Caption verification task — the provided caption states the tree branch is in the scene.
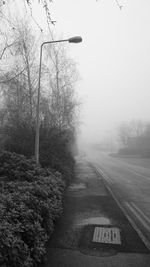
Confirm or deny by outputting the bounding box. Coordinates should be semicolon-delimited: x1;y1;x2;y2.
0;41;15;60
114;0;123;10
0;67;27;84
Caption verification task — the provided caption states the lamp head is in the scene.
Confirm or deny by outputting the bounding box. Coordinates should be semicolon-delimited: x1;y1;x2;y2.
68;36;82;43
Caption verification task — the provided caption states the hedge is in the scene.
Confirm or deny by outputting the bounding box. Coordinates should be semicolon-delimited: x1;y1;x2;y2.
0;151;65;267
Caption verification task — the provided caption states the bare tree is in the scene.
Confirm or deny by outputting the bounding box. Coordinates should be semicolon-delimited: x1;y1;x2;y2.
42;42;80;132
130;120;146;137
13;22;38;120
118;122;132;147
118;120;146;147
0;19;44;135
0;0;54;63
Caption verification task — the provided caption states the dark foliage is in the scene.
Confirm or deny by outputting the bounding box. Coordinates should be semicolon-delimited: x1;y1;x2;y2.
2;125;75;184
3;123;35;158
39;127;75;184
0;150;55;182
0;151;65;267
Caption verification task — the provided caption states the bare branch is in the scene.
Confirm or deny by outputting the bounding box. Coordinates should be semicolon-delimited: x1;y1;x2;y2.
114;0;123;10
0;68;27;84
0;10;16;29
27;1;43;32
0;41;15;60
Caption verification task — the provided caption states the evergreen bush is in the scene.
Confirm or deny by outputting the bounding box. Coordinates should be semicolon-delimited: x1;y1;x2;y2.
0;151;65;267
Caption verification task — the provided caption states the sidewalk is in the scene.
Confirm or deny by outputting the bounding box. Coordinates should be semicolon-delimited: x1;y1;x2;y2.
40;156;150;267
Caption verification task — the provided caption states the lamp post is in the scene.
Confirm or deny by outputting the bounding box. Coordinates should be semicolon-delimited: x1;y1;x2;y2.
35;36;82;165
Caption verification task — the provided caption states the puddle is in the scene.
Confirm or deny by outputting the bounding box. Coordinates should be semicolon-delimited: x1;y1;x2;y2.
68;183;86;190
77;216;111;226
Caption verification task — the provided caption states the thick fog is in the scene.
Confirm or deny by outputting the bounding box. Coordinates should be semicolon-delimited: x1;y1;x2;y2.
52;0;150;145
43;1;150;147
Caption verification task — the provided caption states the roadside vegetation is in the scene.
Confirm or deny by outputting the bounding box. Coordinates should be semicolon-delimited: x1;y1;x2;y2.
0;2;80;266
0;151;65;266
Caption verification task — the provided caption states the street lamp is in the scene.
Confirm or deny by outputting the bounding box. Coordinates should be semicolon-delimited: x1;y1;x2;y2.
35;36;82;165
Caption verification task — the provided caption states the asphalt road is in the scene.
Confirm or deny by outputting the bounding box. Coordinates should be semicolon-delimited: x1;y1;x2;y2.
86;148;150;250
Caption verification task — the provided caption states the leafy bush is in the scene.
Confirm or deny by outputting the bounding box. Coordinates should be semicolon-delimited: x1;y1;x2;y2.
2;125;76;185
0;151;65;267
0;150;55;182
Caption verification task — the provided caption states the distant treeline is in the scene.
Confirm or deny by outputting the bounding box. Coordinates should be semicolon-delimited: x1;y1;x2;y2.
118;120;150;157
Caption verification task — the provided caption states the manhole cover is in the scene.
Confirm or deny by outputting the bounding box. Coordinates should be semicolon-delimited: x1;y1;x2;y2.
93;227;121;245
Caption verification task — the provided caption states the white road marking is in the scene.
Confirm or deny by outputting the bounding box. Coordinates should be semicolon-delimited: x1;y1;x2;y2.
131;202;150;225
93;159;150;184
125;202;150;232
94;164;114;185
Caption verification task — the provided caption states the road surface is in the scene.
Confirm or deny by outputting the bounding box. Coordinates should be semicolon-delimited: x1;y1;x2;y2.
86;148;150;250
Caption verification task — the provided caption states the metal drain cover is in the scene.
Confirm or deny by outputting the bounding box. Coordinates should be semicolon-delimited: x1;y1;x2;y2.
93;227;121;245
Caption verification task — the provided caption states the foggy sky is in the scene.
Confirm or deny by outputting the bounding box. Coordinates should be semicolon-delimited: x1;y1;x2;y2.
44;1;150;144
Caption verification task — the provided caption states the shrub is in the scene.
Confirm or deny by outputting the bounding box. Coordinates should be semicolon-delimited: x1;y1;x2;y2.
2;125;76;185
0;150;55;182
40;128;75;184
0;151;65;267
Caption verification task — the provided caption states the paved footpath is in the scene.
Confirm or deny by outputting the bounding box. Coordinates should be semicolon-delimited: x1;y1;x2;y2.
40;156;150;267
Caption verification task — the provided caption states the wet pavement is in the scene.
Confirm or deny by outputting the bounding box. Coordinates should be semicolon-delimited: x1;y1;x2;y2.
40;156;150;267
